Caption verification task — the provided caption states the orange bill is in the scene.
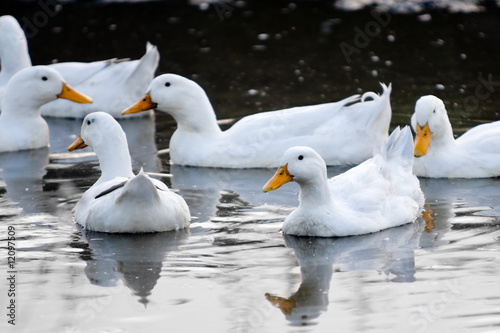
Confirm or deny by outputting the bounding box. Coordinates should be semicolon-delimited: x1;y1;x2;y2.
122;92;157;115
67;135;88;151
422;208;435;232
58;83;93;103
265;293;296;316
414;123;432;157
262;164;293;193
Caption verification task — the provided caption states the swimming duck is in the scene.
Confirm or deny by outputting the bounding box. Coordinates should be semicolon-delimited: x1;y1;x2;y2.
262;126;424;237
68;112;190;233
0;15;159;118
0;66;92;153
411;95;500;178
122;73;392;168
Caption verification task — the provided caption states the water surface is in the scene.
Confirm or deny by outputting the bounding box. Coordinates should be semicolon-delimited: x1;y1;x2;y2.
1;1;500;332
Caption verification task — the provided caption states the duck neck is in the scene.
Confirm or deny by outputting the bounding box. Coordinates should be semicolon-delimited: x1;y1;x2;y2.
297;171;333;208
1;86;42;119
172;92;221;136
432;120;456;150
94;136;135;185
298;263;333;297
0;35;31;79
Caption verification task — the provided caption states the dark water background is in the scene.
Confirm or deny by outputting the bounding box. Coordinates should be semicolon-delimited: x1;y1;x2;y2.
3;0;500;130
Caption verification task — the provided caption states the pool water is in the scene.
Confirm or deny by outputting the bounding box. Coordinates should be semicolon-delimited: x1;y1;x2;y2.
1;114;499;332
1;1;500;332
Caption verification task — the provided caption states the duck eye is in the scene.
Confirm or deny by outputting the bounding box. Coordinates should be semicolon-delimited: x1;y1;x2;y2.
165;82;171;87
86;120;91;125
298;155;304;160
41;76;48;81
433;109;436;113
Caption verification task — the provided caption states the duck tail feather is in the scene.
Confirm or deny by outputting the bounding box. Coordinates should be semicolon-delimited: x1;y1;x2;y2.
338;94;362;108
110;57;132;65
364;82;392;132
125;42;160;85
344;83;392;131
382;126;414;169
117;170;160;203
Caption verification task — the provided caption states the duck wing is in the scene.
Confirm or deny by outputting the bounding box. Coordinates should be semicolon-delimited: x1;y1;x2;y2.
329;126;423;210
75;176;131;229
49;58;122;87
226;94;361;139
75;43;158;89
41;43;159;117
219;84;391;166
457;120;500;155
328;156;391;211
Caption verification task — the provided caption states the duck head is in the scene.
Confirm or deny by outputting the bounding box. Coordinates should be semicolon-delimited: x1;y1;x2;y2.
411;95;451;157
263;146;327;192
122;73;210;117
3;66;92;111
68;112;123;151
68;112;134;183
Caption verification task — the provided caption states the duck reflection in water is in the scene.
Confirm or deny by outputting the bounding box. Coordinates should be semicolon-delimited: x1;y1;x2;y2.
72;227;188;306
266;221;423;326
0;148;49;214
418;177;500;249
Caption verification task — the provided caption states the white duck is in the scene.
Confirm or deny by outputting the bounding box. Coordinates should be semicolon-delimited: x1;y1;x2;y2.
411;95;500;178
68;112;191;233
0;66;92;153
0;15;159;118
122;73;392;168
262;126;424;237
